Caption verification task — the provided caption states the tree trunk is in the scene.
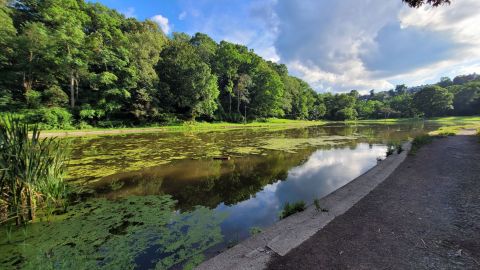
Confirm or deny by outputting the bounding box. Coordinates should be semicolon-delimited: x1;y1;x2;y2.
237;93;241;114
244;104;247;124
75;77;79;102
229;95;232;114
70;71;75;108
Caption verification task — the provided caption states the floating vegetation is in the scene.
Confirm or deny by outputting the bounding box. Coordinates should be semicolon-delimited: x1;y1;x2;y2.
0;195;225;270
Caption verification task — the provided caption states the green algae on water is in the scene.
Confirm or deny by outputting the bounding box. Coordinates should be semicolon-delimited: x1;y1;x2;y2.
0;195;225;270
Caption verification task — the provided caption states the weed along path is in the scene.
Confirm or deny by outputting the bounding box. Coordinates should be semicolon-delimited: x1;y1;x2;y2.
267;134;480;269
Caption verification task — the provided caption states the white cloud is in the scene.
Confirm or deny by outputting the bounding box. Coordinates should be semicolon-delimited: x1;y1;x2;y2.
178;11;187;20
271;0;480;92
121;7;136;18
150;14;171;34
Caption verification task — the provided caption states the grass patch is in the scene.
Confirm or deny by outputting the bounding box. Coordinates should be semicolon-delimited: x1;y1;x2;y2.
280;201;306;219
410;135;434;155
428;123;480;136
37;118;326;138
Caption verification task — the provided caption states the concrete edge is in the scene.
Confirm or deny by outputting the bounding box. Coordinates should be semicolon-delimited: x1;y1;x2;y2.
196;141;412;270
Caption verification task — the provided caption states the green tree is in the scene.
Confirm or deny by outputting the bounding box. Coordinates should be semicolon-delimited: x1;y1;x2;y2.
40;0;90;108
453;82;480;115
156;40;219;120
190;32;218;65
15;22;53;93
389;94;415;117
249;61;284;118
413;85;453;117
0;0;16;67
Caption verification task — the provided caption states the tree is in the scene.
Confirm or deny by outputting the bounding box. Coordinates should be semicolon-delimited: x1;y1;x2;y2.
453;82;480;116
15;22;53;93
156;40;219;120
394;84;407;95
40;0;90;108
437;77;453;88
249;61;284;118
403;0;451;8
190;33;218;65
0;0;16;67
413;85;453;117
389;94;415;117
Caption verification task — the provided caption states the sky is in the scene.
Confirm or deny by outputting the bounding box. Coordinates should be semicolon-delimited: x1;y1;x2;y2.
92;0;480;94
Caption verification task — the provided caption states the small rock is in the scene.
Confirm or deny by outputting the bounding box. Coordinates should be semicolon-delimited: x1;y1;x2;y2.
455;249;462;257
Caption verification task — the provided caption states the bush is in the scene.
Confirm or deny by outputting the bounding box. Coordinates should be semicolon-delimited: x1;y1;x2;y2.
25;107;73;130
0;90;15;111
43;86;69;107
25;90;42;109
280;201;306;219
78;121;93;130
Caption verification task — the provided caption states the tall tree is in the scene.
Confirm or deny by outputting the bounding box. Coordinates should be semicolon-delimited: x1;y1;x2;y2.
40;0;90;108
156;40;219;120
0;0;16;67
413;85;453;117
249;61;284;118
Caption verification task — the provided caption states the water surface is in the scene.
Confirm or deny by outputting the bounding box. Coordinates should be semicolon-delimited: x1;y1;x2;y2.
1;122;440;269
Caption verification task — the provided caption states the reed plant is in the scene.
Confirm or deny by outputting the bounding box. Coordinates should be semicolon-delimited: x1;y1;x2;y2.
0;116;70;225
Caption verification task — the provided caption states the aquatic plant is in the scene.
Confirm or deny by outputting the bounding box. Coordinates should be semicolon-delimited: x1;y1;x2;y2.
0;195;225;270
280;201;306;219
249;226;263;236
0;116;69;224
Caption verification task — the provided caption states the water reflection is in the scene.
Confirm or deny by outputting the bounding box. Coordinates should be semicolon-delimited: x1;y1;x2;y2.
214;143;387;244
64;123;441;268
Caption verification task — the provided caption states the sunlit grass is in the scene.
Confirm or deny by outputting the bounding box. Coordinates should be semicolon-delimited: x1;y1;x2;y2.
39;118;326;137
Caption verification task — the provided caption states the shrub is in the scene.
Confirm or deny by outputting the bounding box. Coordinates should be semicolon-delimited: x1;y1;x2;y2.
25;90;42;109
0;90;15;111
78;121;93;130
42;86;69;107
25;107;73;130
280;201;306;219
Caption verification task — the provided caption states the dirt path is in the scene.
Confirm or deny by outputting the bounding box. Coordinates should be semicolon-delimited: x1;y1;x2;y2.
267;135;480;270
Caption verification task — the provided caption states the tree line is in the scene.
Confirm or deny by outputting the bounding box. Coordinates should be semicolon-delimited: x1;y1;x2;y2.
0;0;478;129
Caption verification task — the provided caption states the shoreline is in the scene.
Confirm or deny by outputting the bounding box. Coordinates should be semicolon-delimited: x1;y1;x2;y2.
38;120;326;138
196;141;412;270
35;115;480;138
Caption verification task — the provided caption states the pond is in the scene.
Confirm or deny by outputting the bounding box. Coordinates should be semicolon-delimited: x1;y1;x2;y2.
0;122;440;270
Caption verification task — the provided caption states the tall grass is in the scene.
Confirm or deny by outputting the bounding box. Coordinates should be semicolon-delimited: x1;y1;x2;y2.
0;116;69;225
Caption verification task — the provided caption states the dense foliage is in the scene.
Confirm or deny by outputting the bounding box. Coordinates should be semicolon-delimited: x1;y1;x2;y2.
0;0;477;128
403;0;451;7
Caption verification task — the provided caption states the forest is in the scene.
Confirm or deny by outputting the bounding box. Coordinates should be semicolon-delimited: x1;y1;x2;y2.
0;0;479;130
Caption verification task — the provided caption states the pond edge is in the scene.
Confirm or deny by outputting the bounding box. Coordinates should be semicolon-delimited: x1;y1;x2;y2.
196;141;412;270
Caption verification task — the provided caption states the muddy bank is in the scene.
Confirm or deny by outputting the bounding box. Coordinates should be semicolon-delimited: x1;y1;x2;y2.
268;135;480;269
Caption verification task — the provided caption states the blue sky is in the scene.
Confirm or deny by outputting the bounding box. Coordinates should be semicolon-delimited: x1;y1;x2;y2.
92;0;480;93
